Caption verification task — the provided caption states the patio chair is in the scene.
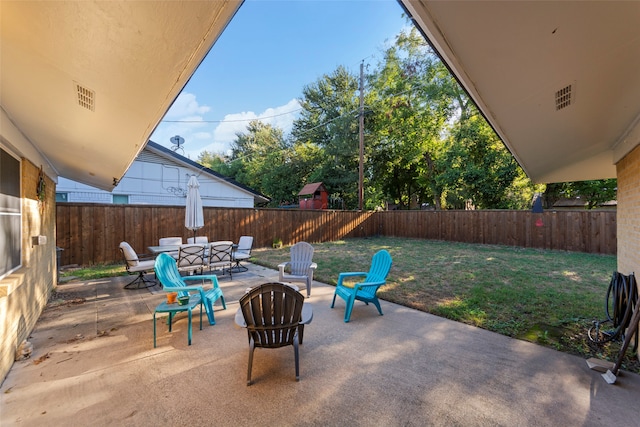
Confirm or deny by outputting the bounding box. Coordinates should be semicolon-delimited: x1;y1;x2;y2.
187;236;208;244
278;241;317;297
331;249;392;322
177;244;206;275
238;282;305;385
208;240;234;279
119;241;156;289
159;236;182;258
159;237;183;246
231;236;253;272
154;252;226;326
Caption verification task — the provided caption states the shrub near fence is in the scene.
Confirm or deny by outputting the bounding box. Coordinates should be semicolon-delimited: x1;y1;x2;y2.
56;204;616;266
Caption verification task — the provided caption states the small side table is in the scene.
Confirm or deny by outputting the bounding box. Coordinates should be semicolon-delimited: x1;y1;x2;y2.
154;299;202;347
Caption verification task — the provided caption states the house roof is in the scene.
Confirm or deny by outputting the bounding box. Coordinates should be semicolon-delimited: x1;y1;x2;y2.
145;141;270;204
298;182;326;196
0;1;243;191
552;198;617;209
400;1;640;183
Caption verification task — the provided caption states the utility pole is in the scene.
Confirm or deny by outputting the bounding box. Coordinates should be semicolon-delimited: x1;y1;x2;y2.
358;61;364;211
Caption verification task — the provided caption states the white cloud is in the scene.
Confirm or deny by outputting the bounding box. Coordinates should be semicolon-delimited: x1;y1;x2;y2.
193;131;212;139
151;93;301;160
200;99;301;157
164;93;210;118
150;93;215;159
212;111;259;152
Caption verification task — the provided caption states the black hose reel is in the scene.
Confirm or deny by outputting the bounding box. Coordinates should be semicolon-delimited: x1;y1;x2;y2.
589;271;639;353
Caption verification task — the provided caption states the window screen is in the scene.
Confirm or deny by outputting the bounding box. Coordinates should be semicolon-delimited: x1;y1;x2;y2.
0;147;21;277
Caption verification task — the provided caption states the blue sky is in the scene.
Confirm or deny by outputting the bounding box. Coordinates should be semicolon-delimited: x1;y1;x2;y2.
150;0;410;160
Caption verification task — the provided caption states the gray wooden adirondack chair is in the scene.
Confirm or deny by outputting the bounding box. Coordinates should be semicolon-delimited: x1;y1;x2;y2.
278;241;317;297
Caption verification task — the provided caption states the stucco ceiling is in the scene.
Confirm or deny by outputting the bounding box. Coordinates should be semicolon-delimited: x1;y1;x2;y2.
1;0;242;191
400;0;640;183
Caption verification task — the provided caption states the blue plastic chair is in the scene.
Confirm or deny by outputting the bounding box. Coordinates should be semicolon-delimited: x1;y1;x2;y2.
330;250;392;322
154;253;226;326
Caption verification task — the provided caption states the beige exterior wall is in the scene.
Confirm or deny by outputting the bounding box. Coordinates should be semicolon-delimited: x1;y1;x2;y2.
616;144;640;361
616;145;640;276
0;159;56;383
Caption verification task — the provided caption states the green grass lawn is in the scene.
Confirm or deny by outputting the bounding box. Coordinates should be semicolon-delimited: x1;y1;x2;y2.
251;237;639;373
61;236;639;373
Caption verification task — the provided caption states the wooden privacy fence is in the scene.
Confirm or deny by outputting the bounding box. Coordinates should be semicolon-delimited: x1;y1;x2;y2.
56;204;616;266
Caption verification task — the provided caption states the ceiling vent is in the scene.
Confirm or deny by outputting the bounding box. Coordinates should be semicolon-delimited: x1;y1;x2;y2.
555;84;573;111
75;82;95;112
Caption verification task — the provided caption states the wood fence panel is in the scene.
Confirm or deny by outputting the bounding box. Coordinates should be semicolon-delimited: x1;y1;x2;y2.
603;211;617;254
79;205;94;266
92;205;107;264
528;213;546;249
430;211;443;240
563;211;578;252
505;211;517;247
490;211;501;245
55;204;617;266
565;212;587;252
565;211;583;253
104;207;123;263
245;209;257;244
63;204;79;265
546;212;560;251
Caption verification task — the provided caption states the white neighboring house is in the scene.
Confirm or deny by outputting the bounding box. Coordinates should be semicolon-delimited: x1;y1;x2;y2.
56;141;269;207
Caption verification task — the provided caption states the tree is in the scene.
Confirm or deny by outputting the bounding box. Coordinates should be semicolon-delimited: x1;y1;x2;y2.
195;27;551;212
366;27;456;209
261;140;323;207
206;120;289;206
366;27;536;210
437;112;522;209
543;179;617;209
198;150;228;171
291;66;361;208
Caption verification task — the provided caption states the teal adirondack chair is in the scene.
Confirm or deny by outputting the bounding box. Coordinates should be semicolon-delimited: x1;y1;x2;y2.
331;250;392;322
154;253;226;325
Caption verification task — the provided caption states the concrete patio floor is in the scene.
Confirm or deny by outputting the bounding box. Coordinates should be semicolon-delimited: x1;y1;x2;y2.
1;263;639;426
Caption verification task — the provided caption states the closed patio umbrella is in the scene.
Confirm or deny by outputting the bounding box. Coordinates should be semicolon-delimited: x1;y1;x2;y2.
185;175;204;241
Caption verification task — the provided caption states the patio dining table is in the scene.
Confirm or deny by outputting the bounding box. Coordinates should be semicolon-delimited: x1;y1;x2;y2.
148;244;182;254
148;243;237;255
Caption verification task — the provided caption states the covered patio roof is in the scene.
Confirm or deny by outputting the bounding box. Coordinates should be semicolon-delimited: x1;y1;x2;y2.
400;1;640;183
4;2;638;189
0;1;242;191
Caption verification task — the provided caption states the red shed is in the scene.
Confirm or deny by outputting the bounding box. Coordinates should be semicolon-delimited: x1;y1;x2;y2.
298;182;328;210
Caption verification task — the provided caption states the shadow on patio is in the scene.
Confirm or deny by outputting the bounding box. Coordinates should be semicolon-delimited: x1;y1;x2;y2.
1;264;639;426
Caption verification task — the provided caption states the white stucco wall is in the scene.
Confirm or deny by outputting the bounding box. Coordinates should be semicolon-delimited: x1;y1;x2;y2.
0;108;57;383
56;149;257;208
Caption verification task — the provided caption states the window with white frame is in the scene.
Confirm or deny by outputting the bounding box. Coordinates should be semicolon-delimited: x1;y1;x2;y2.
112;194;128;204
0;146;21;278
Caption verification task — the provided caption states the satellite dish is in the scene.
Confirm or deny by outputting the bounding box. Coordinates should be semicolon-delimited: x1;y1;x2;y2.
170;135;185;153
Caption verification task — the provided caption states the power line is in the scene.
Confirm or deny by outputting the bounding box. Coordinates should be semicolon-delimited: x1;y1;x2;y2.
161;108;303;124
